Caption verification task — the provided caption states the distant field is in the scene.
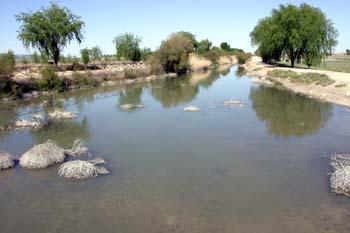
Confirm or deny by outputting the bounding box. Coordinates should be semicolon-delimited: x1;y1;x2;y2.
280;54;350;73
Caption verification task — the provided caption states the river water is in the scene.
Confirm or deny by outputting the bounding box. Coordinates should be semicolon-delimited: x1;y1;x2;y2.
0;65;350;233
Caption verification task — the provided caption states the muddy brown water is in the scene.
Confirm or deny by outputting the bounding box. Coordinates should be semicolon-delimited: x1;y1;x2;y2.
1;66;350;233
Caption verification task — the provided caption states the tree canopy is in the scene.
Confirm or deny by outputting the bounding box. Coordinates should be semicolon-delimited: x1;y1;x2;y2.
250;3;338;67
113;33;142;61
16;3;84;65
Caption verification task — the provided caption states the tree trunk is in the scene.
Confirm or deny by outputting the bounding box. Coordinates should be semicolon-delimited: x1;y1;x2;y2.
291;58;295;68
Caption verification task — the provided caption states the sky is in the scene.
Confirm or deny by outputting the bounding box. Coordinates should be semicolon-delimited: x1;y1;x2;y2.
0;0;349;56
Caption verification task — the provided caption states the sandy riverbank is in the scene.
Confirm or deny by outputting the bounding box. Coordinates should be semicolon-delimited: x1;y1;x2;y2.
244;56;350;107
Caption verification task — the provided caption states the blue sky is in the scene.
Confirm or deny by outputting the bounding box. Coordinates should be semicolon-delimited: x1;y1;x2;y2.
0;0;349;56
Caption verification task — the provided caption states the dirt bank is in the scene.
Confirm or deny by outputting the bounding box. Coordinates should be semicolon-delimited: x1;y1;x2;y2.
244;56;350;107
188;53;237;72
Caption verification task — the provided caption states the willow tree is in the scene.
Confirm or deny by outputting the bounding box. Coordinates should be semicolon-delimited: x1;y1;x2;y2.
250;3;338;68
16;3;84;66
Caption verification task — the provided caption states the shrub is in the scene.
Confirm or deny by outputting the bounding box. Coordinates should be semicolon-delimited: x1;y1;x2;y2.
0;50;17;96
81;48;90;65
203;48;221;64
234;51;250;64
38;66;65;91
148;54;165;75
155;32;194;73
71;71;98;87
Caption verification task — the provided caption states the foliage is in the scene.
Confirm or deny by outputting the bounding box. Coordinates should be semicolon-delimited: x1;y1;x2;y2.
234;51;250;64
38;66;65;91
16;2;84;65
177;31;198;49
153;32;194;73
0;50;16;78
148;53;165;75
31;52;40;63
203;48;221;64
114;33;142;61
90;46;102;61
140;47;152;61
124;68;150;79
220;42;231;51
81;48;90;65
71;71;98;87
346;49;350;56
196;39;212;54
0;50;16;95
250;3;338;68
267;70;335;86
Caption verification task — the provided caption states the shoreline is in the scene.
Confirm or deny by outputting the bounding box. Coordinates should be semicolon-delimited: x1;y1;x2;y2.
244;56;350;107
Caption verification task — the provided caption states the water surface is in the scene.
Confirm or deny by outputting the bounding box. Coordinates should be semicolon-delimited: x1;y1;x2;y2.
1;66;350;233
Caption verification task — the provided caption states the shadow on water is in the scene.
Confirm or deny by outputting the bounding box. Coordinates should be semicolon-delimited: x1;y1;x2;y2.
249;85;333;138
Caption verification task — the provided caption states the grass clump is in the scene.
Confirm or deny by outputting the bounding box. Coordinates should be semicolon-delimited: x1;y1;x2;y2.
267;70;335;86
0;151;14;170
124;68;150;79
58;160;98;180
38;66;65;91
71;71;98;87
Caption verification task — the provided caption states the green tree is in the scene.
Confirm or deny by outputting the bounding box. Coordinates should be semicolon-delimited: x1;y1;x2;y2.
0;50;16;94
140;47;152;61
250;3;338;68
196;39;212;54
16;2;84;66
177;31;198;49
346;49;350;56
81;48;90;65
220;42;231;51
90;46;102;61
153;32;194;73
113;33;142;61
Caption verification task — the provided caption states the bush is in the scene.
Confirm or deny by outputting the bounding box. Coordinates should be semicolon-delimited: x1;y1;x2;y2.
148;54;165;75
0;50;17;96
234;51;250;64
81;48;90;65
203;48;221;64
71;71;98;87
155;32;194;73
38;66;65;91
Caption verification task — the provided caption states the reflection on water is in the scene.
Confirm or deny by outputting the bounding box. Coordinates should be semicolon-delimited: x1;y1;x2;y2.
250;85;333;138
1;65;350;233
30;117;90;147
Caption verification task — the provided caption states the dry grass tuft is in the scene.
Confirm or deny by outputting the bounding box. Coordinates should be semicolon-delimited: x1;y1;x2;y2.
58;160;98;180
19;140;65;169
0;151;14;170
48;108;76;120
330;154;350;196
64;139;91;157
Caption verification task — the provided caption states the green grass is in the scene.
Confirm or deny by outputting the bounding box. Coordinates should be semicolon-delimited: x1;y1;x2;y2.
279;54;350;73
267;70;335;86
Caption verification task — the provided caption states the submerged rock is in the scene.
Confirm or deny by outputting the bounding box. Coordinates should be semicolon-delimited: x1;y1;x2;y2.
224;100;244;107
96;166;110;175
48;109;76;120
329;154;350;196
119;104;145;110
20;140;65;169
64;139;90;157
14;119;44;130
89;156;106;165
58;160;98;180
0;151;15;170
183;106;200;112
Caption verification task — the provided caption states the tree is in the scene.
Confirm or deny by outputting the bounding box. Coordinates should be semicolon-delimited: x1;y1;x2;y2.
81;48;90;65
16;3;84;66
177;31;198;49
346;49;350;56
90;46;102;61
140;47;152;61
152;32;194;73
196;39;212;54
0;50;15;79
220;42;231;51
250;3;338;68
113;33;142;61
31;52;40;63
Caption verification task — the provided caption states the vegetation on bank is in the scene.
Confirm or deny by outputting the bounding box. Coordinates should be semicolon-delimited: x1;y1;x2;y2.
267;70;335;86
251;3;338;68
1;2;248;97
